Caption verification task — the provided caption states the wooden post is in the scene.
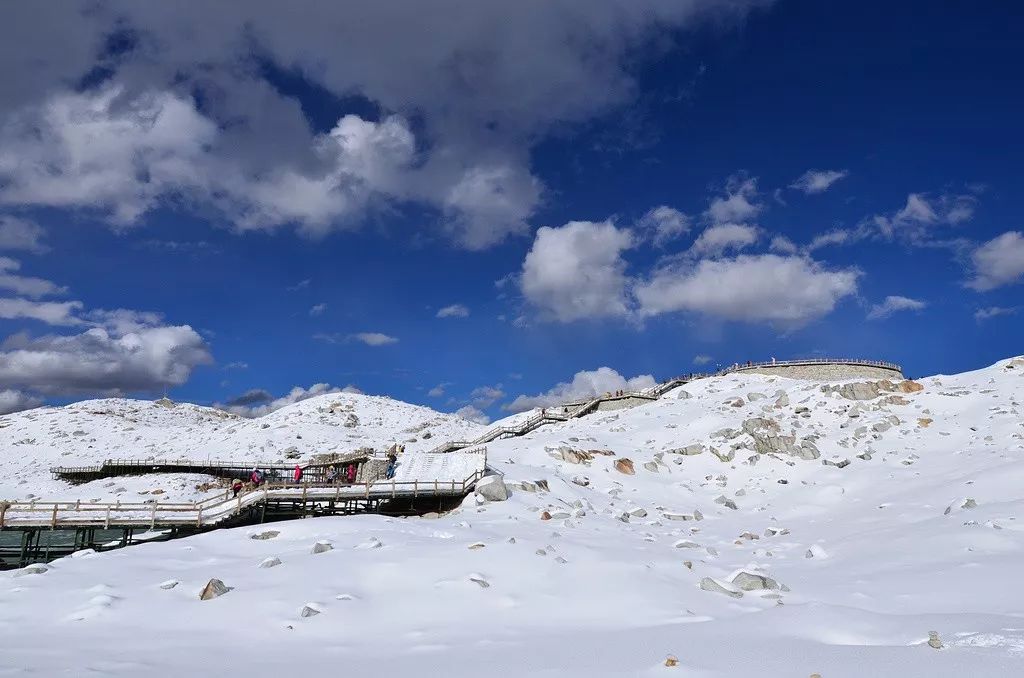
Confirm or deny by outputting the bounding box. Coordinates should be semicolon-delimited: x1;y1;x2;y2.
151;502;157;529
196;506;203;527
364;481;370;499
414;480;418;498
391;477;396;498
105;505;111;529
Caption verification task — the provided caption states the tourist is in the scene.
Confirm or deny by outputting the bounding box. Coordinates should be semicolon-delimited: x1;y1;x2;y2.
231;478;243;497
293;465;303;484
326;466;337;484
386;452;397;479
250;467;262;488
346;463;357;483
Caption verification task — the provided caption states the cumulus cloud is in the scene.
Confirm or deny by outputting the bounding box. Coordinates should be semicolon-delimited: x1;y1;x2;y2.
217;382;356;417
428;382;451;398
436;304;470;318
967;231;1024;291
693;354;713;365
790;169;848;194
349;332;399;346
0;257;67;298
635;254;859;327
974;306;1016;322
0;298;83;325
520;220;634;322
455;405;491;425
0;324;212;396
705;176;761;225
689;223;760;258
0;2;767;248
0;216;48;253
637;206;691;247
0;388;43;415
504;367;655;413
769;235;798;254
866;295;927;320
469;384;505;408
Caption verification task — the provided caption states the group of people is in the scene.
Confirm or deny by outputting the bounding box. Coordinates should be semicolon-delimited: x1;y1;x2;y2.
227;449;405;496
230;467;267;497
325;462;359;484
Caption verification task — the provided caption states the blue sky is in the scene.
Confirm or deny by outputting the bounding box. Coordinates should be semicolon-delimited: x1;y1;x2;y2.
0;1;1021;421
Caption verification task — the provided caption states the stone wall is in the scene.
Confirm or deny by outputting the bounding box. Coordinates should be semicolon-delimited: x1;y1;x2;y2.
732;362;904;381
593;396;655;412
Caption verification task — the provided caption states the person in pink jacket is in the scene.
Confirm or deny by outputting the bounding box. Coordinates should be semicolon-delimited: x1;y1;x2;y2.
293;465;303;483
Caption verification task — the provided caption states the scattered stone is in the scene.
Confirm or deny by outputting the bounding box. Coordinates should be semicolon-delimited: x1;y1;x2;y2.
917;417;933;428
643;461;660;473
540;511;552;521
674;540;700;548
730;571;780;591
614;458;635;475
748;392;767;402
251;530;280;540
927;631;943;649
699;577;743;598
571;475;590;487
311;541;333;554
683;561;693;570
665;655;680;667
627;506;648;518
898;380;925;393
259;556;282;569
199;578;232;600
774;393;790;408
300;604;321;618
474;475;509;502
159;579;179;589
764;527;789;537
467;542;486;550
714;495;738;510
805;544;829;559
823;456;851;469
469;576;490;588
944;498;977;515
676;444;704;456
549;446;593;465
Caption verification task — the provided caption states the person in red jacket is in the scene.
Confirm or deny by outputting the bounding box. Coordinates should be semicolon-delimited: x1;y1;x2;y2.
346;463;357;484
293;465;303;483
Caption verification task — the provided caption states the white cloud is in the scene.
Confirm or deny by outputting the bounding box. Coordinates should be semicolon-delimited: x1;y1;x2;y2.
974;306;1016;322
504;367;655;413
455;405;490;425
705;176;761;225
436;304;470;318
0;388;43;415
806;229;856;252
693;354;713;365
428;382;451;398
350;332;399;346
689;223;760;258
0;216;48;253
968;231;1024;291
520;220;634;322
0;257;66;298
769;235;798;254
866;295;927;320
0;298;83;325
0;324;211;396
469;384;505;408
217;383;348;418
309;303;327;316
224;361;248;370
637;206;691;247
790;169;848;194
869;192;976;243
635;254;859;327
0;3;768;249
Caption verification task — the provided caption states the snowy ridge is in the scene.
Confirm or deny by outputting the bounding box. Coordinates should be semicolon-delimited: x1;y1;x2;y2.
1;357;1024;676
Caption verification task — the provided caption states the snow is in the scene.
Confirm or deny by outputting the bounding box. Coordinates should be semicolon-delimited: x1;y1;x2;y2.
2;357;1024;676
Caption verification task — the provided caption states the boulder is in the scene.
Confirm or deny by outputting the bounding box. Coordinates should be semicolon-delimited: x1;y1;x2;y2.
699;577;743;598
614;458;635;475
774;393;790;408
927;631;943;649
259;556;282;569
897;380;924;393
643;461;660;473
548;446;592;465
665;655;680;667
715;495;738;510
159;579;179;589
730;571;780;591
474;475;509;502
199;578;232;600
823;456;850;469
300;604;321;618
311;541;333;554
747;392;767;402
917;417;933;427
571;475;590;487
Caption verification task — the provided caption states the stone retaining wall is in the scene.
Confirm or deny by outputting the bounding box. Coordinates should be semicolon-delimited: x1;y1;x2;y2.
733;362;904;381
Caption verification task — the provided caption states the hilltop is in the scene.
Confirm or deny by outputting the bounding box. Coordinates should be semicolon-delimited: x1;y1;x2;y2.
1;357;1023;676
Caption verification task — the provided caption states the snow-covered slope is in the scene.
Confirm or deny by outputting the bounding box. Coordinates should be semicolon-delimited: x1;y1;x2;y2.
2;357;1024;677
0;392;485;501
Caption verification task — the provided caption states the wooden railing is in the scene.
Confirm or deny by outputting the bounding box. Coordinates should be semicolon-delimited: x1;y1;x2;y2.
0;466;488;529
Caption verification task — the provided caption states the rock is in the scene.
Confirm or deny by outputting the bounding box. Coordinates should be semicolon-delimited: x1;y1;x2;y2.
730;571;780;591
883;395;910;406
699;577;743;598
664;655;680;667
518;481;538;493
467;542;486;550
794;406;810;414
540;511;552;521
614;458;635;475
944;498;977;515
283;446;301;459
675;390;692;399
872;421;891;433
683;561;693;569
627;506;648;518
199;578;232;600
643;461;660;473
714;495;738;510
571;475;590;487
898;380;924;393
311;541;333;554
805;544;829;559
12;563;48;577
927;631;943;649
710;448;735;462
917;417;933;427
159;579;179;589
730;398;745;408
549;446;593;465
676;444;704;456
469;576;490;589
823;456;851;469
673;540;700;549
764;527;789;537
474;475;509;502
535;479;550;492
774;393;790;408
251;530;280;540
748;392;767;402
300;604;321;618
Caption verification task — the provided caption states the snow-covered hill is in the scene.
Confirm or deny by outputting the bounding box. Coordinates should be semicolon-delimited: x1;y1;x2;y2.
2;357;1024;677
0;392;485;501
